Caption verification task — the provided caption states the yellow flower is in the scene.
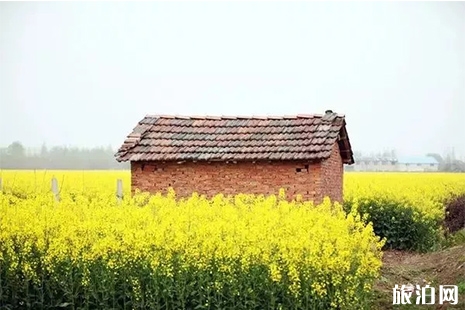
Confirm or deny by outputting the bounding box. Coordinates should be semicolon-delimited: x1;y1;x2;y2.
1;170;462;308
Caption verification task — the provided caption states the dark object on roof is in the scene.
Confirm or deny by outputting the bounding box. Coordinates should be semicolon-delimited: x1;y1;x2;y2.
115;110;354;164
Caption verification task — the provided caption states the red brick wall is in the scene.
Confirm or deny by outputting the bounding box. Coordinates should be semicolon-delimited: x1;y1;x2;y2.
130;142;344;203
320;143;344;203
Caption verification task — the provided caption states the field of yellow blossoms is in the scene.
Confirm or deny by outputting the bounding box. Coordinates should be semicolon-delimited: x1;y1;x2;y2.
0;170;464;309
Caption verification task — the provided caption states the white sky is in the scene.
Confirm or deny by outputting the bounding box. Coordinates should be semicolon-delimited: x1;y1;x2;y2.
0;1;464;158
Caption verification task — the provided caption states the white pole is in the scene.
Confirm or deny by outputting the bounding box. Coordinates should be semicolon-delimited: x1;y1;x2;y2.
116;179;123;203
51;177;60;201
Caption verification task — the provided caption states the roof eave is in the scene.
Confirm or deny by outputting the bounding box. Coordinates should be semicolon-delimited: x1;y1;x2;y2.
116;157;330;163
337;121;354;165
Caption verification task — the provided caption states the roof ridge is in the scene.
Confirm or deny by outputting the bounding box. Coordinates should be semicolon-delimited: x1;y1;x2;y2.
144;113;345;120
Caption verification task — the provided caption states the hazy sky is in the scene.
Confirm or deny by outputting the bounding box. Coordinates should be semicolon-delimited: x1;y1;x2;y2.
1;1;464;157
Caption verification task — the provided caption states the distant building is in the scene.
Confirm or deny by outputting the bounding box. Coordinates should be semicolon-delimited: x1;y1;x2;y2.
348;155;439;172
396;156;439;172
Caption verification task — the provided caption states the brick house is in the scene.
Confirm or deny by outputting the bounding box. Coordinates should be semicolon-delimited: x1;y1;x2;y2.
115;110;354;203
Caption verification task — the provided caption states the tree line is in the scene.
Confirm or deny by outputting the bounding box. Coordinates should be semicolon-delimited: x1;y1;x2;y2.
1;141;464;172
0;141;129;170
350;149;465;172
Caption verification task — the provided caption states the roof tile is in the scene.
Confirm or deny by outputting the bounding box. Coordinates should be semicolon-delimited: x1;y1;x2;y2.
115;112;354;164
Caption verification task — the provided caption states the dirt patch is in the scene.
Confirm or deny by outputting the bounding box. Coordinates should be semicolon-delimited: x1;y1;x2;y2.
444;194;465;234
373;245;465;310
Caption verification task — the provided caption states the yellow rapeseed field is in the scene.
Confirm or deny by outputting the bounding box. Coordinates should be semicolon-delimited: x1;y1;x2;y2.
344;172;465;217
344;172;465;251
0;170;464;309
0;170;131;197
1;170;463;205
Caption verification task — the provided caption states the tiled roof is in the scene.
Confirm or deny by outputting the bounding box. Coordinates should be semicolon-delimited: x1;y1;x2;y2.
115;110;354;164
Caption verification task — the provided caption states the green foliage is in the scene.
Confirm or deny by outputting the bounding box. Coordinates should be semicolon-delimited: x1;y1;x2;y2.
458;281;465;294
441;229;465;248
343;198;442;252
